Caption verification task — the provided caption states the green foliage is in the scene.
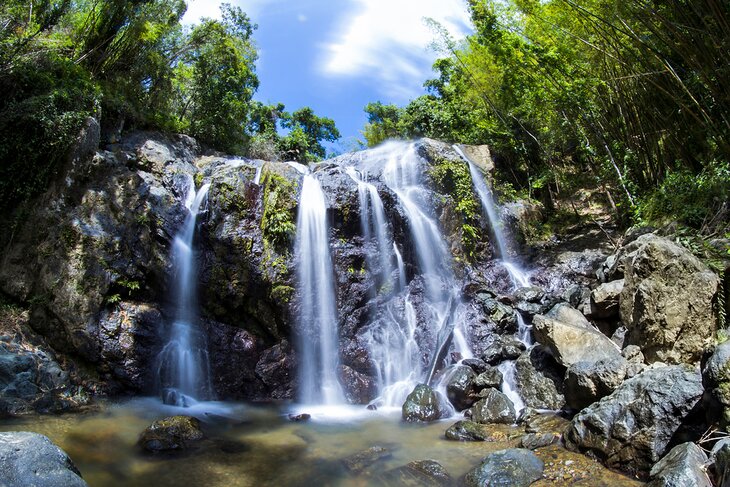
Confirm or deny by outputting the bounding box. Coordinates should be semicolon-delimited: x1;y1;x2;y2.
279;107;340;161
0;54;98;211
260;170;297;250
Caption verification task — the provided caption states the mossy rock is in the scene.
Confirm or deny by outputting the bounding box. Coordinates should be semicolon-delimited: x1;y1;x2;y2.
138;415;205;452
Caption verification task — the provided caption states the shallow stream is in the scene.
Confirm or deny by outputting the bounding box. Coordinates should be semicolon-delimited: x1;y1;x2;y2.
1;399;643;486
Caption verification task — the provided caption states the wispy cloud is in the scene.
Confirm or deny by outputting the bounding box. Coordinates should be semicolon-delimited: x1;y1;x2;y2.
182;0;285;24
319;0;472;102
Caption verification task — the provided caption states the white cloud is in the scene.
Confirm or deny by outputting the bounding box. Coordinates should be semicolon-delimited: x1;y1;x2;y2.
298;14;308;23
181;0;283;24
320;0;472;102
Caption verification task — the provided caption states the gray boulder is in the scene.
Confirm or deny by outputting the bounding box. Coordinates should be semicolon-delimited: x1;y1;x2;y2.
564;356;629;410
533;303;621;367
715;444;730;487
587;279;624;318
0;431;87;487
620;234;719;364
464;448;544;487
647;442;710;487
402;384;451;423
469;388;516;424
514;347;565;410
702;341;730;428
564;365;704;474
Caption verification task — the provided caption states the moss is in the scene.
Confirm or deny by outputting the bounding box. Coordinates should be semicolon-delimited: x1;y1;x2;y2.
217;180;248;215
270;285;294;304
260;169;297;251
428;157;482;261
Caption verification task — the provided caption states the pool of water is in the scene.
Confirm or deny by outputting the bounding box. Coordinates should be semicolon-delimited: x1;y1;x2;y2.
0;398;643;486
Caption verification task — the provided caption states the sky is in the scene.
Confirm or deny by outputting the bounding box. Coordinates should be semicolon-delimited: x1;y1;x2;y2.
182;0;472;152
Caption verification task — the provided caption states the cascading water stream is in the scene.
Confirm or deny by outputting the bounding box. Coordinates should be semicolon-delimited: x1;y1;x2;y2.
453;145;536;415
453;145;531;289
295;173;345;406
157;176;212;406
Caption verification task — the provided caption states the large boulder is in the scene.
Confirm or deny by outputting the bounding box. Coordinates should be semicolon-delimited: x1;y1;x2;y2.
0;431;88;487
469;388;516;424
564;356;629;410
647;442;711;487
620;234;719;364
564;365;704;474
533;303;621;367
701;340;730;428
464;448;544;487
402;384;451;423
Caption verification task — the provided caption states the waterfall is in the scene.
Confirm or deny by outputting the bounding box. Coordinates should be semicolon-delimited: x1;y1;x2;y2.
342;142;473;408
157;175;212;406
346;167;394;289
295;173;345;405
453;145;531;289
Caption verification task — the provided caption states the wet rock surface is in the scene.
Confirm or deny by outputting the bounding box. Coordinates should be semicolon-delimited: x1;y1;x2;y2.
564;356;629;410
402;384;451;423
0;431;88;487
343;445;392;473
378;460;453;486
469;388;516;424
444;420;489;441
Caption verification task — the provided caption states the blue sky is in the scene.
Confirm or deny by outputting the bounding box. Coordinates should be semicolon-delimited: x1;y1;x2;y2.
182;0;472;152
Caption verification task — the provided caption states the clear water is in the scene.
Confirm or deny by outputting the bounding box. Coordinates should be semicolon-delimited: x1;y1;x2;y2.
0;400;643;487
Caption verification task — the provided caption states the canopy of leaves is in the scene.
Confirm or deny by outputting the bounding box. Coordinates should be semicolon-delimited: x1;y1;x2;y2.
363;0;729;233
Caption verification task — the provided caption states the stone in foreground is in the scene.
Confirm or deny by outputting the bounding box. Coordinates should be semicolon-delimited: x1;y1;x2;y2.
469;388;516;424
0;431;88;487
445;420;488;441
464;448;544;487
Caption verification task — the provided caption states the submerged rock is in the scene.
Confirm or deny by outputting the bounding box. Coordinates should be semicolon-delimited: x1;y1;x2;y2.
343;445;392;474
464;448;544;487
444;420;488;441
519;432;560;450
469;388;516;424
402;384;451;423
620;234;719;364
138;415;205;452
647;442;710;487
564;365;703;474
0;431;88;487
378;459;453;486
